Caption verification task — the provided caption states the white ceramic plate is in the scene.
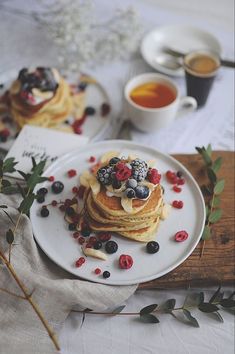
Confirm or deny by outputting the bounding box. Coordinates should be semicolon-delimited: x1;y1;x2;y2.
141;25;222;77
0;70;112;152
30;140;205;285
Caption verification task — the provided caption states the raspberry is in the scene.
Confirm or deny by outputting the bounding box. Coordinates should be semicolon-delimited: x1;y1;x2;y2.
78;237;85;245
177;178;185;185
78;185;86;199
98;232;111;242
68;169;77;178
75;257;85;267
73;232;80;239
173;186;182;193
115;162;126;170
64;199;73;207
94;268;101;275
89;156;96;163
101;103;111;116
172;200;184;209
72;186;79;194
88;236;97;245
116;167;132;181
166;171;178;184
175;230;188;242
85;243;93;248
119;254;133;269
0;128;10;138
147;168;161;184
48;176;55;182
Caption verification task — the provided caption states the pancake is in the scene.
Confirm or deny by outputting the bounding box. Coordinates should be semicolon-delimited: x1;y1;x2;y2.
92;184;163;217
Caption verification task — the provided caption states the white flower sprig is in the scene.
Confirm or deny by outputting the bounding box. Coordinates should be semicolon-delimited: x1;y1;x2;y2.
36;0;143;72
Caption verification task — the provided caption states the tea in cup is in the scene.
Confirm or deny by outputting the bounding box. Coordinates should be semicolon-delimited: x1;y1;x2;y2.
124;73;197;132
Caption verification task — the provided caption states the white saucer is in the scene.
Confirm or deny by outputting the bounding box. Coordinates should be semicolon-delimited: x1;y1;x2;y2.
141;25;222;77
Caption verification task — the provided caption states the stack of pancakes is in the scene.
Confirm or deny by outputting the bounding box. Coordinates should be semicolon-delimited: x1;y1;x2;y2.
84;184;163;243
9;68;85;130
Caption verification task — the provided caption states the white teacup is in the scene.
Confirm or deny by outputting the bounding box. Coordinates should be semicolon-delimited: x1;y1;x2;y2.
124;73;197;132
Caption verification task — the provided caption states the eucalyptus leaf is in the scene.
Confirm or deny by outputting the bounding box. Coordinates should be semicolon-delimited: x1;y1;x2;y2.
198;302;219;313
112;305;126;314
26;160;46;190
210;196;220;208
163;299;176;311
2;185;19;195
140;314;159;324
206;143;212;157
18;193;35;214
2;179;11;187
140;304;158;315
0;205;8;208
184;293;203;308
207;168;217;184
201;225;211;240
208;209;222;223
212;157;222;173
201;149;212;166
183;309;200;327
214;180;225;195
17;170;29;181
205;206;209;219
228;291;235;300
220;299;235;308
199;292;205;304
3;157;18;173
31;157;37;169
17;183;26;198
211;312;224;323
6;229;14;244
209;286;223;304
201;185;213;196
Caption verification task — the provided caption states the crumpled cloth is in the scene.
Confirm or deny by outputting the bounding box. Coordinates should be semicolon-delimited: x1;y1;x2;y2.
0;194;137;354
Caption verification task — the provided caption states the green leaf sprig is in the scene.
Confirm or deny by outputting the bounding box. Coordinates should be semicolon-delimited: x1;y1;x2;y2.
195;144;225;257
72;287;235;328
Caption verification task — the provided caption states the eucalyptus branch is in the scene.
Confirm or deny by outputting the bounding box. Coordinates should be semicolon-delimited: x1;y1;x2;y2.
0;157;60;351
71;288;235;328
195;145;224;257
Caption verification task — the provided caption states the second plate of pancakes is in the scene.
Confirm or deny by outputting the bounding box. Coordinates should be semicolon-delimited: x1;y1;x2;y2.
30;140;205;285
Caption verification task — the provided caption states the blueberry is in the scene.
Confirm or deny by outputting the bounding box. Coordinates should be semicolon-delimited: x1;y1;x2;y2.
176;171;183;178
78;82;87;91
105;240;118;254
112;178;122;189
68;223;77;231
103;271;110;279
85;106;96;115
81;228;91;237
65;207;75;217
94;241;102;250
135;185;149;199
109;157;121;165
37;187;48;195
51;181;64;194
146;241;160;254
125;188;136;199
126;178;137;189
37;195;45;203
41;207;49;217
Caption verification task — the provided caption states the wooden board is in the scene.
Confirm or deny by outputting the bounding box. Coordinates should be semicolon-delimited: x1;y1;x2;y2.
139;151;235;289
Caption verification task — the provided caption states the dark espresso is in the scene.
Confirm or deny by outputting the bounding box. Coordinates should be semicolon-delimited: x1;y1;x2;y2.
184;52;220;107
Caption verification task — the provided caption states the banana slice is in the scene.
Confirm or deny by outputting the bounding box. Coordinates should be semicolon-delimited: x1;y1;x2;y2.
160;204;171;220
32;88;53;99
88;174;100;195
148;159;156;168
10;80;21;95
83;247;108;260
141;180;155;192
100;151;120;164
121;197;133;213
80;170;92;187
128;154;137;161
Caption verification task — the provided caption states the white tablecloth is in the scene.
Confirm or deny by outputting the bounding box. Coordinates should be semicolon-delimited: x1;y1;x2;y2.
0;1;234;353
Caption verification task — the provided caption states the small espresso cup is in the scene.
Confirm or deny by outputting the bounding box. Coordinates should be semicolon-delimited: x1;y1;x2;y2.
183;50;220;108
124;73;197;133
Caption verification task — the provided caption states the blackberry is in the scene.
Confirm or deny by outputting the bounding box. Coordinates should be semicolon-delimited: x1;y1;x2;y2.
97;165;113;185
131;159;148;182
109;157;121;166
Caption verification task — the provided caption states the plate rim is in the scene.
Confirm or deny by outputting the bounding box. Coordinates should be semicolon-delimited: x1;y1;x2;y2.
30;139;206;285
140;24;222;77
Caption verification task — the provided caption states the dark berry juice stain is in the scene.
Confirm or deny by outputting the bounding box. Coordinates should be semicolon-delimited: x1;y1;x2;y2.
221;235;230;245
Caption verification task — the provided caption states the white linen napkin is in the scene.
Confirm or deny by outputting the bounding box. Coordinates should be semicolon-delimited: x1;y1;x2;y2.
0;194;137;354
